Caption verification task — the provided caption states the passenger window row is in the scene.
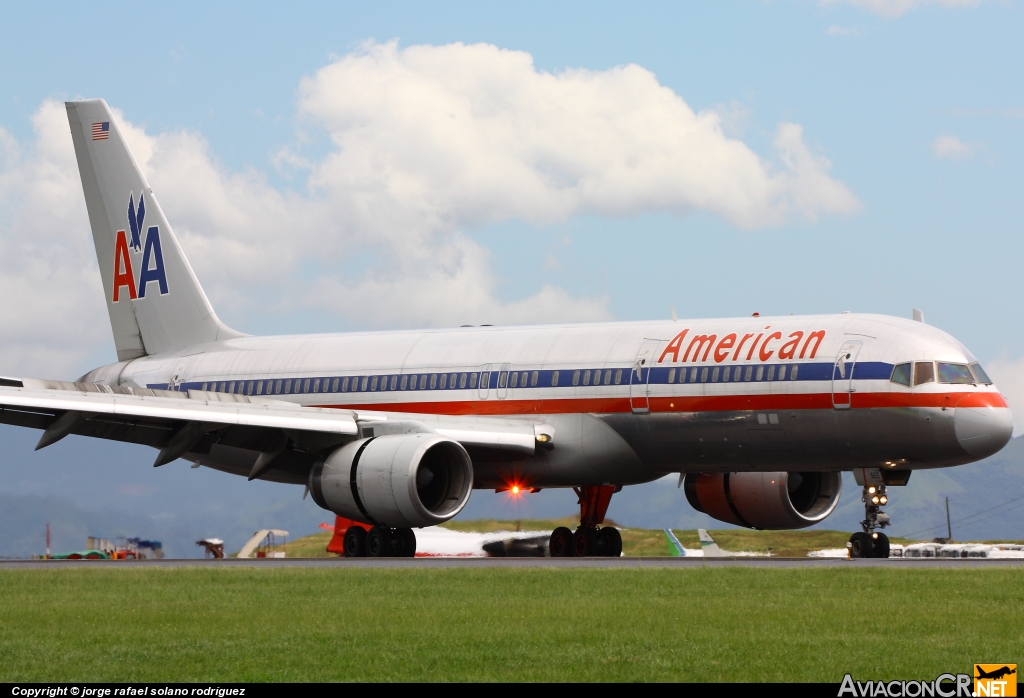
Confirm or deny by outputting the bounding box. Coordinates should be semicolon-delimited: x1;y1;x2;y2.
190;361;827;396
570;369;623;386
197;369;583;396
890;361;992;387
664;364;799;384
201;371;490;396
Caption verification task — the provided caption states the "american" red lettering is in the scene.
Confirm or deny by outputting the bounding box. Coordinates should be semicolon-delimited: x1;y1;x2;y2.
683;334;717;362
657;327;827;364
657;329;689;363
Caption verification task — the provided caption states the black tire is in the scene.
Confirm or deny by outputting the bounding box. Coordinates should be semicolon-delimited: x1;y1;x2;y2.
872;532;890;559
366;526;391;557
573;527;596;557
600;527;623;557
849;531;874;559
344;526;367;557
549;527;574;557
395;528;417;557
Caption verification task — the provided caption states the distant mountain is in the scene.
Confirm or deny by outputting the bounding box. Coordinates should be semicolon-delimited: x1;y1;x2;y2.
2;424;1021;557
0;492;149;557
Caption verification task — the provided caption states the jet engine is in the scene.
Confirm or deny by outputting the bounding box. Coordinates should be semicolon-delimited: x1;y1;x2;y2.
683;471;842;530
309;434;474;528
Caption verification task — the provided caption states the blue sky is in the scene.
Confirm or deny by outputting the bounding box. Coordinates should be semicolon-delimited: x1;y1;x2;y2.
1;1;1022;392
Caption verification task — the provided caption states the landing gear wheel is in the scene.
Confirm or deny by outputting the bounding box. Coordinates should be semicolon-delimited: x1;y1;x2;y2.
550;527;574;557
849;531;874;559
854;480;895;558
872;532;890;559
344;526;367;557
599;527;622;557
395;528;417;557
573;527;598;557
365;526;391;557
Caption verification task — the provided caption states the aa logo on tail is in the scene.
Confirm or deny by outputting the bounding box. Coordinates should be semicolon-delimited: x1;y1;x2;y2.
112;192;169;302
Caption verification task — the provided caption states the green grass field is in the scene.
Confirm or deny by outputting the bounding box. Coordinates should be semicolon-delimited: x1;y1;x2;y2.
1;567;1021;682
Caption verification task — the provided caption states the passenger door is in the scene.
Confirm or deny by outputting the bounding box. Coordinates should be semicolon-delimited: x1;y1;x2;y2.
630;339;662;414
170;352;204;392
832;340;863;409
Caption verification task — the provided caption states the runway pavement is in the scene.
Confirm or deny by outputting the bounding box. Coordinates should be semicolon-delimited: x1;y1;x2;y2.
2;556;1023;569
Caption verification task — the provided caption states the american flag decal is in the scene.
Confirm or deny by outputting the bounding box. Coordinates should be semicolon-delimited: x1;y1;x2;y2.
91;122;109;140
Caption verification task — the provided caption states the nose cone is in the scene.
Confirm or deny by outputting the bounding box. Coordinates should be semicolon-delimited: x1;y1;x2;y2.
955;398;1013;459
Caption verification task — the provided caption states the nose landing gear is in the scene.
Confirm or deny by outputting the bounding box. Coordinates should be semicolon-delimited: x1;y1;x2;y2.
550;485;623;557
849;484;891;558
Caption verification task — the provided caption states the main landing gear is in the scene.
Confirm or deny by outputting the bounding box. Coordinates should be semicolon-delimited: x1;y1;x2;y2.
549;485;623;557
849;483;891;559
344;525;417;558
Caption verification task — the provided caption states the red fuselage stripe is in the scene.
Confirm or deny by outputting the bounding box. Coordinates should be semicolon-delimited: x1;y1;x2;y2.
314;390;1007;415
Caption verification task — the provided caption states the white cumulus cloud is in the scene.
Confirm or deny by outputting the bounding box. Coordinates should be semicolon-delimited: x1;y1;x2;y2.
0;41;859;379
295;41;860;231
932;134;975;158
821;0;983;19
0;105;109;378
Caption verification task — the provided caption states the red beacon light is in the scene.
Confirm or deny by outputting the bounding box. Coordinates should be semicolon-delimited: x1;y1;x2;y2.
494;482;541;496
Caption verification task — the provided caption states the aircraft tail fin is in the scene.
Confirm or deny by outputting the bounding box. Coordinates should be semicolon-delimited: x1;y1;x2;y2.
698;529;725;557
65;99;243;361
664;529;686;557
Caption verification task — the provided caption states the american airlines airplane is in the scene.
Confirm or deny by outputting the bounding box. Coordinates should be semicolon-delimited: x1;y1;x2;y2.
0;100;1012;559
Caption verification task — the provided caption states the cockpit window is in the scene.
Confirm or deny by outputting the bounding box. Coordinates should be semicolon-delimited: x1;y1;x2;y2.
913;361;935;386
970;362;993;385
890;363;911;387
938;363;974;385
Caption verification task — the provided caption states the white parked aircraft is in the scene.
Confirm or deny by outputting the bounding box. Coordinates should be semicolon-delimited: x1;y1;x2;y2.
0;100;1013;559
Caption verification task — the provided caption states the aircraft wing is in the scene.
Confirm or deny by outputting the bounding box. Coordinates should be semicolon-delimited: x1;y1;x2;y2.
0;378;547;478
0;379;358;460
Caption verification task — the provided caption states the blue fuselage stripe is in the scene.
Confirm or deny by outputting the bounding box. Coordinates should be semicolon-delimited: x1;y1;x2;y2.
150;361;897;398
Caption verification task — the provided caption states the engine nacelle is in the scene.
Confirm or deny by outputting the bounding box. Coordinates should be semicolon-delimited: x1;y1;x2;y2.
309;434;474;528
683;471;842;530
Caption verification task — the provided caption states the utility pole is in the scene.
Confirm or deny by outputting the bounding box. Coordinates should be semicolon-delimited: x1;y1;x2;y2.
945;497;952;542
45;522;51;558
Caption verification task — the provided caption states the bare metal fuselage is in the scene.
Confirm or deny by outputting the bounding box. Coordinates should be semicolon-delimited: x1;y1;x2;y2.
78;312;1011;488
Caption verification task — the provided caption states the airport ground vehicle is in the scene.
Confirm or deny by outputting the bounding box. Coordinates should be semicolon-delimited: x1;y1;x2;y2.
0;100;1012;558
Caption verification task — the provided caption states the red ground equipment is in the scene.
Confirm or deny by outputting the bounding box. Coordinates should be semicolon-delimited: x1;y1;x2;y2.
323;516;371;555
